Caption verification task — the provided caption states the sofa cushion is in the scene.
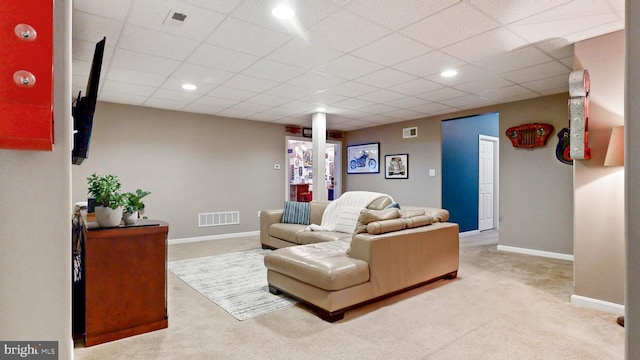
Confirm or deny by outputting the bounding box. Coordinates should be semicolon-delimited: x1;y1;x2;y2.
264;242;369;291
367;218;406;235
399;208;426;218
269;223;308;243
296;230;351;244
282;201;310;225
354;208;400;234
404;214;437;228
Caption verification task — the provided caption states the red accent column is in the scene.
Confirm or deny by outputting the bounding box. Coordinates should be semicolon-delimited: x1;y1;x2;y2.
0;0;54;151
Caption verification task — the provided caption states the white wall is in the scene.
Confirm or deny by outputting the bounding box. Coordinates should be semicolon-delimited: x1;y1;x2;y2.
0;0;73;358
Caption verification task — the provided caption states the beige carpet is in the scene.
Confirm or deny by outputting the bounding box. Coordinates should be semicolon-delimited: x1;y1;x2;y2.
74;231;624;359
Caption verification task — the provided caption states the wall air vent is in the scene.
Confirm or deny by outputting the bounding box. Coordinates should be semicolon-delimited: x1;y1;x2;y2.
198;211;240;227
403;127;418;139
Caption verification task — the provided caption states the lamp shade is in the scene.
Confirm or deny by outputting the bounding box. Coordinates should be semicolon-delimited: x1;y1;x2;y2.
604;126;624;167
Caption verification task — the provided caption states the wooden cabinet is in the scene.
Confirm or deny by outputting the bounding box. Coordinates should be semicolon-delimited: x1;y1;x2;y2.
82;216;169;346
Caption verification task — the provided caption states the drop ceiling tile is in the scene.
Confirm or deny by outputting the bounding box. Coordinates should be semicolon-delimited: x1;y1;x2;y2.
521;74;570;93
192;95;238;108
533;38;574;59
357;89;406;103
392;51;465;77
356;68;417;88
363;103;401;114
345;0;460;30
401;2;499;49
73;11;124;43
160;77;217;94
308;10;391;52
102;80;157;97
325;82;378;97
109;48;181;75
183;102;229;114
384;96;430;108
264;84;316;100
287;71;345;90
501;61;570;84
351;34;432;66
390;78;444;96
560;57;574;69
219;108;259;119
207;87;259;101
303;91;349;106
439;95;496;109
267;38;345;70
246;94;291;107
476;46;553;74
441;27;527;63
383;108;424;120
507;0;619;43
247;112;284;122
279;99;322;112
118;24;199;60
184;0;243;14
314;55;383;80
452;76;514;94
187;45;260;73
333;98;377;111
171;63;235;85
152;88;202;102
409;102;455;115
74;0;132;20
480;84;537;101
418;87;468;102
128;0;225;41
206;18;292;57
469;0;571;24
564;21;624;44
222;74;280;93
242;59;307;82
105;67;167;87
261;107;306;117
98;90;148;105
144;97;190;110
225;102;273;114
230;0;343;35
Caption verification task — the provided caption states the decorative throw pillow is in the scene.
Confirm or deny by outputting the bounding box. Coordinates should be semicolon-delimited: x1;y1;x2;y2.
281;201;310;225
333;206;363;233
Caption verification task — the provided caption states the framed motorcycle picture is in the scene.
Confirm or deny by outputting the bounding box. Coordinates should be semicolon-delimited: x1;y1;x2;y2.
347;142;380;174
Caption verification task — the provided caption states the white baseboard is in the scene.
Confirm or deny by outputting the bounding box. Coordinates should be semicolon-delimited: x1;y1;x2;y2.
169;231;260;245
497;245;574;261
571;294;625;315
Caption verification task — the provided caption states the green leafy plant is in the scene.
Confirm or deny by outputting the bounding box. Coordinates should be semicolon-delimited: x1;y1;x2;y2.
87;173;125;209
123;189;151;214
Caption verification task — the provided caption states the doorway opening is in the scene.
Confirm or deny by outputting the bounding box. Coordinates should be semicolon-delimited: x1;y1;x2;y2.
286;137;341;202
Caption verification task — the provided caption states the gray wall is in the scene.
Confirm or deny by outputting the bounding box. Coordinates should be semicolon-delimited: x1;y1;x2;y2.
72;102;287;239
0;0;73;358
345;93;574;255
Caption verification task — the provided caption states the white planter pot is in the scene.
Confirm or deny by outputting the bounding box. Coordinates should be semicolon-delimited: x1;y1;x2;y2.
95;206;123;227
123;211;138;225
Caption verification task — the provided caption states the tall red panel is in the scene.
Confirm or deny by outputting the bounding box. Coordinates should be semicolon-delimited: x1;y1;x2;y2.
0;0;54;151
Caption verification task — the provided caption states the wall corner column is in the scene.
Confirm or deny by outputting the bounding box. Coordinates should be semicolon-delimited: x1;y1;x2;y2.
312;112;327;201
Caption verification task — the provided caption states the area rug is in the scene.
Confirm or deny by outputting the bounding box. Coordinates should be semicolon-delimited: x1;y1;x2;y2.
168;249;298;321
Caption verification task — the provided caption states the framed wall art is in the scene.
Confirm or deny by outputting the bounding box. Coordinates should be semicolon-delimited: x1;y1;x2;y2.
385;154;408;179
347;142;379;174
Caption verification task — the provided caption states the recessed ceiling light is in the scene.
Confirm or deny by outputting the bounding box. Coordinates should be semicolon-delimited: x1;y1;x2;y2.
182;83;197;91
272;5;295;19
316;107;326;112
441;69;458;78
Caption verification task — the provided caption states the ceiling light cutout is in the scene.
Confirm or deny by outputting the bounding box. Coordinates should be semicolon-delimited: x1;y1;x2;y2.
182;83;197;91
272;5;295;19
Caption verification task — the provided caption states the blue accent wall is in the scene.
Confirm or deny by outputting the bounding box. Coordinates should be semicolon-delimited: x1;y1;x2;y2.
442;113;499;232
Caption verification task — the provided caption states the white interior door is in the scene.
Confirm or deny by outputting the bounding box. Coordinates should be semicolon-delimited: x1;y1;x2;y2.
479;136;498;231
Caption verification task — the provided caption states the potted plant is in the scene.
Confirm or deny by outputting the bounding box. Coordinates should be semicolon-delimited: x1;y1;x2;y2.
87;173;126;227
122;189;151;224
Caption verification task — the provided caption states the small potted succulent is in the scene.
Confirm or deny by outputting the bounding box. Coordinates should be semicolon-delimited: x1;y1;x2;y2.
87;173;126;227
122;189;151;224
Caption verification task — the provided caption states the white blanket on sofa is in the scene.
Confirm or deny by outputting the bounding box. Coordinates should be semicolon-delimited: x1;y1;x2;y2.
307;191;392;233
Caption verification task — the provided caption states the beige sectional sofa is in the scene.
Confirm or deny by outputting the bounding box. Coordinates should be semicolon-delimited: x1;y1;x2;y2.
260;193;460;322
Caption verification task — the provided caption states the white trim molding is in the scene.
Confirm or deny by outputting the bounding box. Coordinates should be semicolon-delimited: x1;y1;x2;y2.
571;294;625;315
497;245;574;261
169;231;260;245
459;230;480;237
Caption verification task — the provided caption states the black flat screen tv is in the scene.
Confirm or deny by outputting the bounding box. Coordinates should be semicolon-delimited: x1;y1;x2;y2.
72;37;105;165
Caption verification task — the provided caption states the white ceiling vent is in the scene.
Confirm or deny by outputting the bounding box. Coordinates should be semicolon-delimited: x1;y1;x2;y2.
403;127;418;139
